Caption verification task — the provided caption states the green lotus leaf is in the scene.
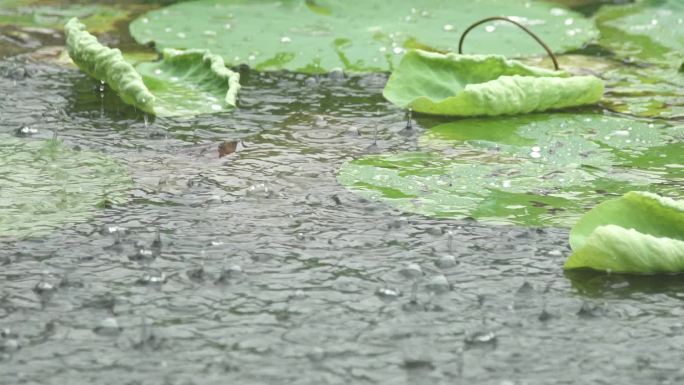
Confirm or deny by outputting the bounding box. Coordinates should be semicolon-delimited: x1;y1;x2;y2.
129;0;597;73
65;18;240;117
565;192;684;273
337;114;681;226
383;50;603;116
0;135;131;240
600;64;684;119
595;0;684;67
0;0;131;33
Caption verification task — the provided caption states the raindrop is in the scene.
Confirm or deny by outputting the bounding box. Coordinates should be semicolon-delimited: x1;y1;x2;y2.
400;263;423;279
215;265;243;284
436;255;457;268
393;47;404;55
405;108;413;130
464;330;497;347
538;308;553;322
443;24;454;32
425;274;450;293
143;113;149;128
376;287;400;299
306;347;325;362
280;36;292;44
136;271;167;285
187;264;205;282
15;125;37;137
485;25;496;33
1;339;20;353
93;317;122;336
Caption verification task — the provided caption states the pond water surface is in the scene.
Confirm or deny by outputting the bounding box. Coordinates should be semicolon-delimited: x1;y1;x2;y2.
1;3;684;385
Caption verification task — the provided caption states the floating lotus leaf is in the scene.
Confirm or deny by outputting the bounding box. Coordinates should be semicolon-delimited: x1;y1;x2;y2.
129;0;597;73
0;135;131;239
383;50;603;116
595;0;684;67
0;0;131;33
565;192;684;274
337;114;682;226
65;18;240;117
601;64;684;120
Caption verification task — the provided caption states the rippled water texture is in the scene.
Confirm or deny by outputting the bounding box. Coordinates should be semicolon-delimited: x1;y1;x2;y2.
1;4;684;385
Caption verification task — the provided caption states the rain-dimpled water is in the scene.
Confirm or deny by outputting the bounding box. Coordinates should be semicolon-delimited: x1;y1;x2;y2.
1;1;684;385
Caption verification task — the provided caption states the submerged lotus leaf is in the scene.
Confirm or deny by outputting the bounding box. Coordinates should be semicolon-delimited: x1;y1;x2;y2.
129;0;596;73
601;64;684;119
595;0;684;66
65;18;240;117
0;135;131;239
383;50;603;116
565;192;684;274
0;0;131;33
337;114;681;226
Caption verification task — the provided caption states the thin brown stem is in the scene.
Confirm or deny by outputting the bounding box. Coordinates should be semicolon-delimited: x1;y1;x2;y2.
458;16;560;71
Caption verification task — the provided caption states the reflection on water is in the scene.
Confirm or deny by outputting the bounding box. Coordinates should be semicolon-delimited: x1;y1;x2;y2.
0;56;683;385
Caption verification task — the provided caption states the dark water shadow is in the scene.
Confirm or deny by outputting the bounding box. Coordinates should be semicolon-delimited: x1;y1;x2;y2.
565;269;684;298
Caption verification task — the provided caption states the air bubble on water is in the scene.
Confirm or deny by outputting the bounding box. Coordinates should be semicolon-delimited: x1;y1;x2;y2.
211;104;221;111
281;36;292;44
564;18;574;26
502;180;512;188
443;24;454;32
393;47;404;55
485;25;496;33
142;18;149;24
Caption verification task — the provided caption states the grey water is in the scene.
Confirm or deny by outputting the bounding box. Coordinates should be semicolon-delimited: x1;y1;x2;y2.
1;58;684;385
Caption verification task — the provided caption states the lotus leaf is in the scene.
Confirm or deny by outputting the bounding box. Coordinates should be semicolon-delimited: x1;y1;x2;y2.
337;114;682;226
65;18;240;117
564;192;684;274
0;135;131;239
0;0;130;33
382;50;603;116
129;0;596;73
595;0;684;67
601;65;684;119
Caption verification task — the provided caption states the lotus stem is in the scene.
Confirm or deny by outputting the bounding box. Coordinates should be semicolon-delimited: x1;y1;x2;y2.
458;16;560;71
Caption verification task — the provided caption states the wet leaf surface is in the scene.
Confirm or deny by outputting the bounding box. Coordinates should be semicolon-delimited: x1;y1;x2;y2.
129;0;597;73
338;113;683;226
